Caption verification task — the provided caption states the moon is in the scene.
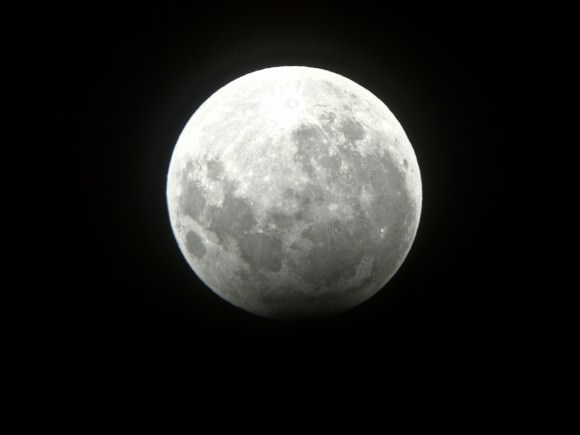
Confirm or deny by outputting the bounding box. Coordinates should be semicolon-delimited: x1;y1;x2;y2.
167;66;422;319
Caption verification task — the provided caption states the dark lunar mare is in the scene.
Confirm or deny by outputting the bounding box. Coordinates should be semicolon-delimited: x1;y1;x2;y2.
175;111;417;318
283;116;414;294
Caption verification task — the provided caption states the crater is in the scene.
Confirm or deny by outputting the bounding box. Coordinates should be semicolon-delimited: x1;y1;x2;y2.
185;230;206;259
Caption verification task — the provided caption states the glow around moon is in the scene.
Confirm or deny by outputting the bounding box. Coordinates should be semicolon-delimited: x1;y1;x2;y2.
167;66;421;319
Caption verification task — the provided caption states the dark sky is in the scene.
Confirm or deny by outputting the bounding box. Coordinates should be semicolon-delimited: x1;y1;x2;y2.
45;4;572;385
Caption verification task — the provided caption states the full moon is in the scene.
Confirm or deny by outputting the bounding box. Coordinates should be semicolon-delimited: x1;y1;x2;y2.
167;66;421;319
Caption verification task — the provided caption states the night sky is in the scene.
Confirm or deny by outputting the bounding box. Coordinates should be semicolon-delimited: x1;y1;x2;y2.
46;4;572;385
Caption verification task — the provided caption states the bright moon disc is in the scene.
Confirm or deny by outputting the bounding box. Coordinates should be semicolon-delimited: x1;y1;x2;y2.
167;66;421;319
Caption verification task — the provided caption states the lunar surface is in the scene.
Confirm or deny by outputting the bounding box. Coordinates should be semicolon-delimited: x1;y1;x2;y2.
167;66;421;319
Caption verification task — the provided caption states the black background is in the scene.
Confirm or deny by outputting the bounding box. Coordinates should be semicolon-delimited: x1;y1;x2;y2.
39;4;573;386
